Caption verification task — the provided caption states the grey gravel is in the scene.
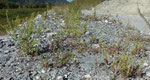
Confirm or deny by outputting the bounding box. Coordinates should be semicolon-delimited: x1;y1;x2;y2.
0;9;149;80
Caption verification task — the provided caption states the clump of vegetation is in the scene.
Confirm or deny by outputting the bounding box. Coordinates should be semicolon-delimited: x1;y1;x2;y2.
5;0;147;79
40;54;50;68
54;0;104;16
0;8;47;24
52;52;73;67
64;0;104;12
109;39;145;78
7;11;45;55
48;6;89;67
0;1;53;35
92;36;145;78
50;8;87;52
0;9;48;35
0;0;53;9
131;41;146;57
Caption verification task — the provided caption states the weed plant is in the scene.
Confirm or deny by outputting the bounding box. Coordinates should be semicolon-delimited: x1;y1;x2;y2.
0;8;48;35
53;52;73;67
131;41;146;57
110;39;145;78
50;8;87;52
95;36;145;78
49;7;89;67
63;8;86;38
7;11;45;55
4;0;146;79
40;54;49;68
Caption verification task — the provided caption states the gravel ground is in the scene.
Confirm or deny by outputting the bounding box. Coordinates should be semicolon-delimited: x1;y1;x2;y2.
82;0;150;34
0;9;150;80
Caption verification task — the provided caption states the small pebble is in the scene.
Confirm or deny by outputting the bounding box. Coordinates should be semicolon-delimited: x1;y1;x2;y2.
146;72;150;77
143;62;149;66
64;74;68;78
57;76;63;80
92;44;99;49
104;20;108;23
36;75;40;80
47;32;56;37
84;74;91;79
41;69;46;73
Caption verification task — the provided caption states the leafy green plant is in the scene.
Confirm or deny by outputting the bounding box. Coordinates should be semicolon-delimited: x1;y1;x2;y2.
7;11;45;55
95;53;98;66
53;52;73;67
50;7;88;52
48;6;89;68
63;0;104;13
93;7;97;20
40;54;49;68
63;8;86;38
136;53;144;77
90;35;97;44
117;50;133;77
110;39;145;78
131;41;145;57
106;45;118;58
101;42;109;65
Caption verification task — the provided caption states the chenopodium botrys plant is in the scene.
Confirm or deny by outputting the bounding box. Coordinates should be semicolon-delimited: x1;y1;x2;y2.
7;12;45;55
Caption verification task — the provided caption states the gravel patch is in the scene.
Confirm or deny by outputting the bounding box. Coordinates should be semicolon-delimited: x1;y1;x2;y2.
0;9;150;80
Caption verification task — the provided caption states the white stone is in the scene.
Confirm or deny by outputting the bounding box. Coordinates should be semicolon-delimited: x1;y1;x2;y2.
62;20;65;23
92;44;99;49
145;66;150;70
41;69;46;73
146;72;150;76
35;75;40;80
61;23;65;26
64;74;68;78
47;32;57;37
61;20;65;26
51;39;54;42
92;8;94;11
104;20;108;23
143;62;149;66
57;76;63;79
84;74;91;79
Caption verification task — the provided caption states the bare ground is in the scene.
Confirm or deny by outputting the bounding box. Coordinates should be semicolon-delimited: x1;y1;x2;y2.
82;0;150;34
